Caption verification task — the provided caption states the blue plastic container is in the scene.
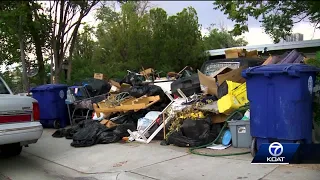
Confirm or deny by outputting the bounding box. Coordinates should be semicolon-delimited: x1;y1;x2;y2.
31;84;69;128
242;64;320;148
222;129;232;146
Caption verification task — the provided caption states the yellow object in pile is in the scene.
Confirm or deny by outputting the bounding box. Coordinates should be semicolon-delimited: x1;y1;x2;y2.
226;81;242;93
218;94;241;114
232;83;249;105
218;82;249;115
179;111;205;119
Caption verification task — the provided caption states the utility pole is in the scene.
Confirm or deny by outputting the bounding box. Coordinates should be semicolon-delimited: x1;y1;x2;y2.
19;14;29;92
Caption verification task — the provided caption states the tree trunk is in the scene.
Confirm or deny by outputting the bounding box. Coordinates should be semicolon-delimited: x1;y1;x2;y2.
26;2;46;84
19;15;29;92
67;59;72;82
66;20;82;82
50;50;54;84
33;40;46;84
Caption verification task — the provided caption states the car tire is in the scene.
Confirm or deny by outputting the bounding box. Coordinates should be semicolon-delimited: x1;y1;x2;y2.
250;137;257;157
54;120;60;129
0;143;22;157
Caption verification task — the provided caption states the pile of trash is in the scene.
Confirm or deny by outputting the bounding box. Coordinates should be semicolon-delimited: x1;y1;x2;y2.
52;48;312;150
53;81;170;147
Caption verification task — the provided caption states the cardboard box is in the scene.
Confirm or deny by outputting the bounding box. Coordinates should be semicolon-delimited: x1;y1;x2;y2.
217;66;246;86
198;67;236;96
140;68;154;76
245;50;258;58
211;113;228;124
198;70;218;96
94;73;104;80
225;49;242;59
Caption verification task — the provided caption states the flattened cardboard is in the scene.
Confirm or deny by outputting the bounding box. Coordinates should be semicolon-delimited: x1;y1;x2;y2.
217;66;246;86
198;70;218;96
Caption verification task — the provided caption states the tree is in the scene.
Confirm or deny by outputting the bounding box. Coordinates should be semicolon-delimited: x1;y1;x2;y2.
93;3;207;77
71;24;98;83
94;2;153;77
47;0;99;83
0;2;32;91
164;7;206;71
203;26;248;50
0;1;51;88
213;1;320;43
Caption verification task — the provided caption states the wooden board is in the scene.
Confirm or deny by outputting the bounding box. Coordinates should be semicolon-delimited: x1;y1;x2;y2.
93;95;160;115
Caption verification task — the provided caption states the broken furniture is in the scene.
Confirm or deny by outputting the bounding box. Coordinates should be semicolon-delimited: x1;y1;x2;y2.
128;90;192;144
93;95;161;115
66;85;109;125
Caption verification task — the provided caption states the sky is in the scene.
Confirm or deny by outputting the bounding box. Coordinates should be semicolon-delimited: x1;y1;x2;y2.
82;1;320;46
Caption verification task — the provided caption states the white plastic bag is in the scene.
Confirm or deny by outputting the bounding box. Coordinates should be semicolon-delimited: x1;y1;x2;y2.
137;111;161;132
241;109;250;121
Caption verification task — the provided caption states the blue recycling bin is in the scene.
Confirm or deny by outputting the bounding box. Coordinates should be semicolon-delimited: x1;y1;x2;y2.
242;64;320;151
31;84;69;128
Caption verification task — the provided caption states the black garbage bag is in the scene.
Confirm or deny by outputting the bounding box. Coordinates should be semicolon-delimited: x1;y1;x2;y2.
127;109;149;124
167;117;220;147
129;85;150;98
65;126;81;139
180;118;211;140
97;130;121;144
71;121;106;147
128;84;170;111
147;85;163;97
85;78;111;97
121;72;143;86
52;128;68;138
52;119;90;138
147;85;169;103
113;123;136;138
111;110;148;125
111;114;130;124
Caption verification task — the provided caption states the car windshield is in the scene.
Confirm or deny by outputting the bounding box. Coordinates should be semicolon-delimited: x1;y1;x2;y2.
0;78;10;94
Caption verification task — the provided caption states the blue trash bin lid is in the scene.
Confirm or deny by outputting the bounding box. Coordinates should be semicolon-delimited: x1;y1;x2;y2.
222;129;232;146
31;84;68;92
242;64;320;78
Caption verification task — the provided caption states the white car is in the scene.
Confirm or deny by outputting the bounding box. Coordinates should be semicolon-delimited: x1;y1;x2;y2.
0;77;43;156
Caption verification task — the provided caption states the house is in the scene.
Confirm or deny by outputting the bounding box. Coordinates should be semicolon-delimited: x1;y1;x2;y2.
206;39;320;60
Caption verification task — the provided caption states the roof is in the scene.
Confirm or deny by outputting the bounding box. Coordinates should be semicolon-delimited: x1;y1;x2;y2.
207;39;320;56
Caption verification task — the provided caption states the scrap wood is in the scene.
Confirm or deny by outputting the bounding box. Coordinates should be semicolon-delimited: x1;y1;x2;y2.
140;67;154;76
100;119;118;128
93;95;161;115
262;55;273;65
